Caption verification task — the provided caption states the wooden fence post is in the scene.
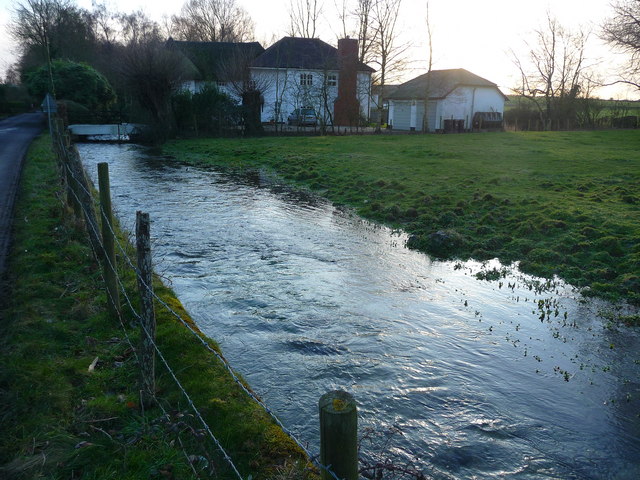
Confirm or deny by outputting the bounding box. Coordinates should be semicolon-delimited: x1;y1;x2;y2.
136;211;155;405
98;162;120;317
51;124;79;216
60;141;81;217
319;390;358;480
68;146;102;259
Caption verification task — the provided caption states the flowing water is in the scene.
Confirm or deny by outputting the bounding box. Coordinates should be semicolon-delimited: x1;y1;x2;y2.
78;143;640;480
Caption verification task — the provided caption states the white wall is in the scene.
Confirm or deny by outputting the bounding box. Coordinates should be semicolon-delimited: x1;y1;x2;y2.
181;69;373;125
440;86;505;128
440;86;472;127
390;87;504;131
390;100;438;131
471;87;506;114
356;72;372;123
390;100;411;130
252;67;371;124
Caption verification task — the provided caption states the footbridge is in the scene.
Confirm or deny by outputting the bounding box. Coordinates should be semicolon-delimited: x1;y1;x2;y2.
68;123;144;140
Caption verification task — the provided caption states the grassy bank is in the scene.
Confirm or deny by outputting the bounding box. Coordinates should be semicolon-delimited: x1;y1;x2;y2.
163;130;640;303
0;135;313;479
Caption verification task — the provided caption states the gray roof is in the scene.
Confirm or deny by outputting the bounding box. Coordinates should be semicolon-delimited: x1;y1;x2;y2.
252;37;375;73
388;69;503;100
167;39;265;80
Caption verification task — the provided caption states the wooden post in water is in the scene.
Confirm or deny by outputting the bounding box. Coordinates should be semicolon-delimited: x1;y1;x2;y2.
136;211;156;405
97;162;120;317
319;390;358;480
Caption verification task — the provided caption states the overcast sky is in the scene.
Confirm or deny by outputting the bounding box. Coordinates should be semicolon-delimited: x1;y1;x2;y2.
1;0;637;99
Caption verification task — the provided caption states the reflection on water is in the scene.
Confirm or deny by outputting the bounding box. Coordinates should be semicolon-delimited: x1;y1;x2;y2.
78;143;640;480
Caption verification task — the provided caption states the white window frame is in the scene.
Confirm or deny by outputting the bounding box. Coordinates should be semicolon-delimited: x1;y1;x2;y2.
300;73;313;86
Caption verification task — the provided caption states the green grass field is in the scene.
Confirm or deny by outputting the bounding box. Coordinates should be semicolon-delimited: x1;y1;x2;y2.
163;130;640;303
0;135;313;479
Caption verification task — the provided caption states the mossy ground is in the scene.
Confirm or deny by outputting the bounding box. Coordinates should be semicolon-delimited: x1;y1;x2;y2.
0;135;314;479
163;130;640;303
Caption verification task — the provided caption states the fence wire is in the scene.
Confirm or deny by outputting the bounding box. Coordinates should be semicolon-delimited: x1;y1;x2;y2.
51;126;342;480
53;130;245;480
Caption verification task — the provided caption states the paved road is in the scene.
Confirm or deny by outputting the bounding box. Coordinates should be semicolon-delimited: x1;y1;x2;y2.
0;113;45;279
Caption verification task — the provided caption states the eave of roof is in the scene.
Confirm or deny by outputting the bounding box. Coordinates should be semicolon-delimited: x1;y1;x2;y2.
387;68;505;100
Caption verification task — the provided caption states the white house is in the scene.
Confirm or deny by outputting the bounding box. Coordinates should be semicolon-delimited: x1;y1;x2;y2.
387;69;507;132
170;37;375;127
250;37;374;125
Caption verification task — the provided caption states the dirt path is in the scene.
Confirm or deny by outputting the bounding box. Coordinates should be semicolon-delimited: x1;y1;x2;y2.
0;113;44;281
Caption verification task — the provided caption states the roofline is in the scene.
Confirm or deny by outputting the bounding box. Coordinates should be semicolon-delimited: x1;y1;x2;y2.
168;39;263;47
250;65;373;74
252;36;376;72
389;83;507;101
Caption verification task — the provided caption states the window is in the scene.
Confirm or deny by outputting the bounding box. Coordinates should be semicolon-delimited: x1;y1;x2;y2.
216;80;226;87
300;73;313;86
327;74;337;86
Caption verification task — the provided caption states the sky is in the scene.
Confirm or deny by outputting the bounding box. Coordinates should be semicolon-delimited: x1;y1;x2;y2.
1;0;638;99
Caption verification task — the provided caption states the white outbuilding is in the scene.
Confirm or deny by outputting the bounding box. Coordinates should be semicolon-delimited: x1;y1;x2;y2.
387;69;507;132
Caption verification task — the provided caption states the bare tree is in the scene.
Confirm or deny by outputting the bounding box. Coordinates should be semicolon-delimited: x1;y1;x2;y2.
217;45;270;134
119;39;193;140
117;10;162;46
11;0;66;59
11;0;97;69
288;0;323;38
511;13;589;130
3;65;22;85
602;0;640;90
371;0;408;131
354;0;377;64
171;0;255;43
332;0;376;64
421;0;433;133
333;0;350;39
575;75;605;128
90;2;117;45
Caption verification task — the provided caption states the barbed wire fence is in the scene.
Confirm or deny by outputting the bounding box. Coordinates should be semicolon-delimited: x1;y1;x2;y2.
51;120;243;479
48;118;352;480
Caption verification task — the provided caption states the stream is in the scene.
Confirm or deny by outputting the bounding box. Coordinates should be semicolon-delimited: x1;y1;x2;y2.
78;143;640;480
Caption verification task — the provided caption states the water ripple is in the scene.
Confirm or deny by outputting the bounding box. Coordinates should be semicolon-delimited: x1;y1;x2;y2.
78;143;640;479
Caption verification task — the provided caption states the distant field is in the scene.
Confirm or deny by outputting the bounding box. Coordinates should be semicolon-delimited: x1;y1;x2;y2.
505;95;640;115
164;130;640;303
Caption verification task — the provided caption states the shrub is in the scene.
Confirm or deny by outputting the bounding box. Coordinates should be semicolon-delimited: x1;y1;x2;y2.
25;60;116;110
172;84;239;136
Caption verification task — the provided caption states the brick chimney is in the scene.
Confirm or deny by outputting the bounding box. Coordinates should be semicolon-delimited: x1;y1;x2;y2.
334;38;360;126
